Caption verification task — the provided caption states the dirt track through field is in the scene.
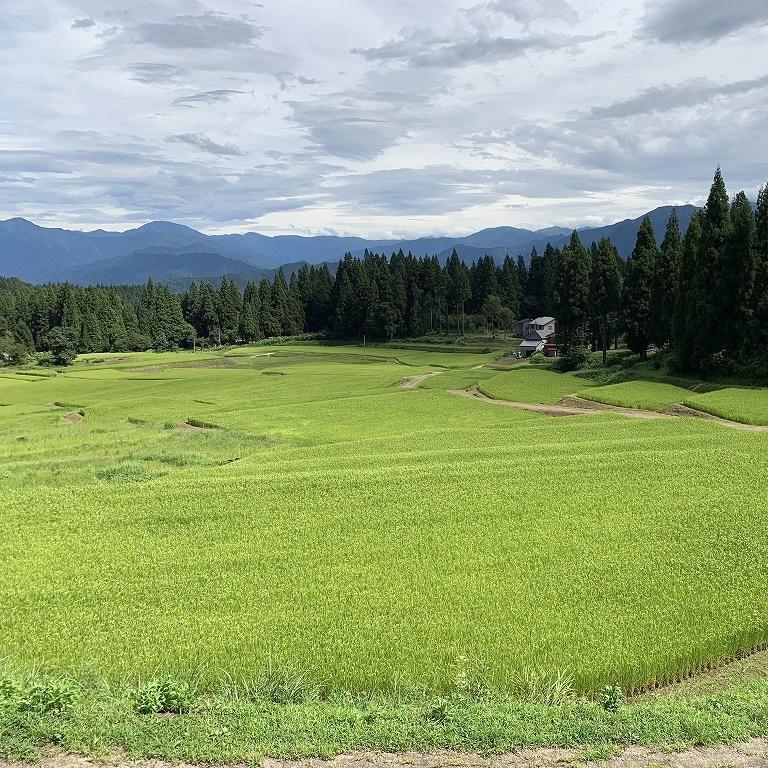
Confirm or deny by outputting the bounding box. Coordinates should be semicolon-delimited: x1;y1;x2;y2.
397;372;443;389
450;388;768;430
7;740;768;768
450;388;665;420
660;403;768;432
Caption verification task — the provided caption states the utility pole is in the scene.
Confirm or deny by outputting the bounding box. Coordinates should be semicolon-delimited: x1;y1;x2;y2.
363;333;366;355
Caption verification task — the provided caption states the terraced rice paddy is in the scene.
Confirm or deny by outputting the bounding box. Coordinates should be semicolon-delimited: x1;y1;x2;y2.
1;344;768;696
576;381;693;411
684;387;768;426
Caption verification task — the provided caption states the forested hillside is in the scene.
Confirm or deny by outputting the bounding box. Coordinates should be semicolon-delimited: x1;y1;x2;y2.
1;170;766;375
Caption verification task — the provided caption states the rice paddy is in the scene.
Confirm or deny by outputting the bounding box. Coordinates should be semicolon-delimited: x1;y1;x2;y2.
2;344;768;699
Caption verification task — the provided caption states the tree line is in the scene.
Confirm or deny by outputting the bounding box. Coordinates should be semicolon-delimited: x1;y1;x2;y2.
1;168;766;374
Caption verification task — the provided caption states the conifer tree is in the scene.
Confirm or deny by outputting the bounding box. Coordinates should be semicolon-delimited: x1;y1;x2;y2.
693;167;732;365
555;232;591;351
672;211;703;370
588;237;622;364
650;210;683;348
498;255;521;320
623;216;658;360
724;191;756;356
747;184;768;361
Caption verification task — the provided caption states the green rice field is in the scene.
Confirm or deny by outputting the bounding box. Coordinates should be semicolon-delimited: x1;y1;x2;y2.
577;381;692;411
684;387;768;426
2;344;768;698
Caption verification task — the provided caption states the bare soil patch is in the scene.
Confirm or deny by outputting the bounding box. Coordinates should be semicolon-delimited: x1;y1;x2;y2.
60;411;85;423
450;387;596;416
558;396;667;420
6;740;768;768
397;372;442;390
661;403;768;432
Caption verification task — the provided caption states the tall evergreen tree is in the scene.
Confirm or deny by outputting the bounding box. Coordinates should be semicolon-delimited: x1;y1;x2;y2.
748;184;768;361
672;211;703;370
723;191;756;356
446;249;471;335
555;232;591;351
693;167;732;365
588;237;622;364
623;216;658;360
650;210;682;348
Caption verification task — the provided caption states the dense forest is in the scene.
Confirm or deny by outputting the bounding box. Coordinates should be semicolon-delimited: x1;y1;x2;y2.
1;169;766;374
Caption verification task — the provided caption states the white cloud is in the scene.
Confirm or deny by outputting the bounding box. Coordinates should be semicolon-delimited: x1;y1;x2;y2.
0;0;766;236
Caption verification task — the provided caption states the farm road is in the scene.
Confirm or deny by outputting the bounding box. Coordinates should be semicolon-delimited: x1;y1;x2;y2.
450;388;664;420
7;740;768;768
450;388;768;430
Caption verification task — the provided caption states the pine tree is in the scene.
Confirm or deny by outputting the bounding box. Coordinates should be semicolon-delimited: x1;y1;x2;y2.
672;211;703;370
446;249;471;335
498;255;521;320
555;232;591;351
650;210;682;348
588;237;622;364
693;167;732;366
239;281;262;342
525;247;546;317
258;279;280;338
219;278;242;344
724;191;756;357
516;254;528;314
747;184;768;361
623;216;658;360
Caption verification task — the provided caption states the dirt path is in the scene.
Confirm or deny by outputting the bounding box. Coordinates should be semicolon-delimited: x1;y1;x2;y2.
451;388;767;430
451;388;666;420
7;741;768;768
558;395;668;420
450;387;601;416
661;403;768;432
397;372;443;390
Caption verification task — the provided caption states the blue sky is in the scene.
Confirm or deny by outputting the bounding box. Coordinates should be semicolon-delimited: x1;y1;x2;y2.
1;0;767;236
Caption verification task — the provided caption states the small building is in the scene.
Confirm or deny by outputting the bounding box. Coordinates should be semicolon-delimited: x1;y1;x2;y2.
518;317;558;358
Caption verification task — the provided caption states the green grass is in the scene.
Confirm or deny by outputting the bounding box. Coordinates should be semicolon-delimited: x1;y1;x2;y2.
4;666;768;762
577;381;694;411
479;368;596;404
2;350;768;758
684;388;768;426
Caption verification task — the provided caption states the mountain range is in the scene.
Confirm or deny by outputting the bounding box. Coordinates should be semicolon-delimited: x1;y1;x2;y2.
0;205;698;286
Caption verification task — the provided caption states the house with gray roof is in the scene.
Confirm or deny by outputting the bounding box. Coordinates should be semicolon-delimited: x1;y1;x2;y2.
518;317;557;358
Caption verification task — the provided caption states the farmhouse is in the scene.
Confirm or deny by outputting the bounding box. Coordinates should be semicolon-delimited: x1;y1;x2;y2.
518;316;558;358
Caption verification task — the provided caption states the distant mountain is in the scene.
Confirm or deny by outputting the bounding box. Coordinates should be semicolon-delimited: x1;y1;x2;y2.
62;246;259;285
0;205;699;285
433;206;698;264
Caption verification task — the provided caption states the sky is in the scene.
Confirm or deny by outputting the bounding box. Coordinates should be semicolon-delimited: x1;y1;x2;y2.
0;0;767;237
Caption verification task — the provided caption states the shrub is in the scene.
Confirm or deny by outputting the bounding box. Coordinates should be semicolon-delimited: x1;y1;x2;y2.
599;684;625;711
0;675;77;714
553;347;598;372
133;678;197;715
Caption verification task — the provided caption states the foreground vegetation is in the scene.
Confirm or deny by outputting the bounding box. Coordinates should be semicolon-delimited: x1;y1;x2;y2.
4;664;768;762
2;343;767;759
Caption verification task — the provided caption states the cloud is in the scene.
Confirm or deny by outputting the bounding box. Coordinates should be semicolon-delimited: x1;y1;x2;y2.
128;62;187;84
639;0;768;43
172;89;244;107
589;74;768;119
128;11;264;49
71;18;95;29
354;31;598;68
487;0;578;25
275;71;321;91
81;9;294;76
166;132;244;156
